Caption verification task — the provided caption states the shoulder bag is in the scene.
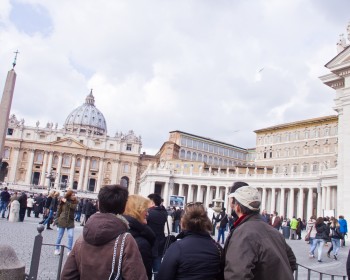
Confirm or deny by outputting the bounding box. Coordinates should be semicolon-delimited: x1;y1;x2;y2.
109;232;129;280
304;226;312;242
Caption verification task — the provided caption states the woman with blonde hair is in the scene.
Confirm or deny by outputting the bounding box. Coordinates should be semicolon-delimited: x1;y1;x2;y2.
54;189;78;256
123;195;156;280
157;202;223;280
330;218;342;260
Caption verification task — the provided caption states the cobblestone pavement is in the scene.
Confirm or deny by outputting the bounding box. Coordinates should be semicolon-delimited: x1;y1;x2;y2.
1;214;348;279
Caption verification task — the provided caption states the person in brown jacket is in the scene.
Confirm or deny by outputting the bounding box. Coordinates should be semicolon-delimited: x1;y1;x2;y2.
61;185;148;280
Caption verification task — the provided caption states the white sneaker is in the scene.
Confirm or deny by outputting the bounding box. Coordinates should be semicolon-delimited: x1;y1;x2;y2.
54;249;60;255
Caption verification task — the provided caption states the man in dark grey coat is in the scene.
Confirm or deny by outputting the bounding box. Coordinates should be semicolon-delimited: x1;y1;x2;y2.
224;185;296;279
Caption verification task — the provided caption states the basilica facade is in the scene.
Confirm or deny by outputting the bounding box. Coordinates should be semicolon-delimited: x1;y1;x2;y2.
0;91;142;195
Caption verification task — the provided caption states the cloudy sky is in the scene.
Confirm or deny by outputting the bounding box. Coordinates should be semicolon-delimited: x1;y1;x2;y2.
0;0;349;154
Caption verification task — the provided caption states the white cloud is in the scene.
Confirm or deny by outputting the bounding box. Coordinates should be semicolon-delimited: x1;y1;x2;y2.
0;0;349;153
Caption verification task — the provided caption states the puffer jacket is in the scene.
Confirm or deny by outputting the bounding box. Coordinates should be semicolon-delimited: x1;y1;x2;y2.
56;198;78;228
224;214;296;280
124;215;156;280
61;212;148;280
157;231;222;280
315;222;329;240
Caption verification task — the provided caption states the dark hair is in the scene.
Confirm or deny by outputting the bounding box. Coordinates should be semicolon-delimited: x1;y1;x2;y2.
148;193;162;206
98;185;128;214
4;187;7;191
181;203;212;233
230;181;249;194
315;217;324;225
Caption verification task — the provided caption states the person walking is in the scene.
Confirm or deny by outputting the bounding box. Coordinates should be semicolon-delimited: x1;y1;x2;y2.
54;190;78;256
224;185;296;279
17;192;27;222
215;207;228;244
306;216;317;255
296;218;303;240
309;217;329;262
339;215;348;247
26;195;34;217
173;207;182;233
124;195;155;280
290;216;298;240
329;218;342;260
147;193;168;276
0;187;11;218
158;202;223;280
61;184;147;279
271;211;282;230
41;191;59;230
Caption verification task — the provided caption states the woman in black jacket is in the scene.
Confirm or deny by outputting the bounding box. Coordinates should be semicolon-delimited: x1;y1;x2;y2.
310;217;329;262
124;195;156;280
158;202;222;280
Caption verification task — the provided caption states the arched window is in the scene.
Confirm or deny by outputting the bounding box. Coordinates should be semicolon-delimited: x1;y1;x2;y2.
208;156;213;165
180;149;185;159
219;158;223;166
63;155;71;167
198;154;202;162
192;152;197;161
203;155;208;163
76;158;81;167
213;157;218;165
186;151;191;160
120;176;129;188
53;155;59;165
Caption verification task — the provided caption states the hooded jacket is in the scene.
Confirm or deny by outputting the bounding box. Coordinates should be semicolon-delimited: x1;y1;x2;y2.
56;198;78;228
61;212;148;280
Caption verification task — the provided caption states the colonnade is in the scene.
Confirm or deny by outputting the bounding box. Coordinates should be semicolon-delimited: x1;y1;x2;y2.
144;180;337;220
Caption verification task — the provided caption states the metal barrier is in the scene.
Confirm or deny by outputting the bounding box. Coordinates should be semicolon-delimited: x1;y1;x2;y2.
294;263;347;280
25;225;68;280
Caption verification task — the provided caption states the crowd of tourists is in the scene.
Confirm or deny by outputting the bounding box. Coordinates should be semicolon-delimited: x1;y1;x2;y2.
1;183;350;279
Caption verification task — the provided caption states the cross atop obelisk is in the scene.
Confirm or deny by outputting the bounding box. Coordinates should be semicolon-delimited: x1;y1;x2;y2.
0;53;18;166
12;50;19;69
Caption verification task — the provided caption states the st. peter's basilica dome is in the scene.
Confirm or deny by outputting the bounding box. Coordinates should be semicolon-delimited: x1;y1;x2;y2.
64;90;107;135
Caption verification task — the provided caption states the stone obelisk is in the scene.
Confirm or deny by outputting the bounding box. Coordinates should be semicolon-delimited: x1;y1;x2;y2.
0;53;18;166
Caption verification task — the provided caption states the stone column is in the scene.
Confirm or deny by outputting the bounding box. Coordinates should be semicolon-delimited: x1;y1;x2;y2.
289;188;295;218
8;147;20;183
224;186;229;210
204;186;210;207
78;157;86;191
163;182;169;207
317;188;322;217
196;186;202;202
39;152;48;186
54;153;63;188
280;188;285;218
261;188;267;211
209;187;214;204
82;157;91;191
298;188;304;220
321;186;327;211
307;188;313;219
271;188;276;212
215;186;219;198
96;159;104;193
188;185;193;202
69;154;76;188
326;186;331;210
178;184;183;196
25;149;35;185
110;160;120;184
45;152;53;188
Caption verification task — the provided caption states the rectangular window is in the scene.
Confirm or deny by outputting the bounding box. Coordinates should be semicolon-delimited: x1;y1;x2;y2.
7;128;14;135
126;144;132;151
203;143;208;151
